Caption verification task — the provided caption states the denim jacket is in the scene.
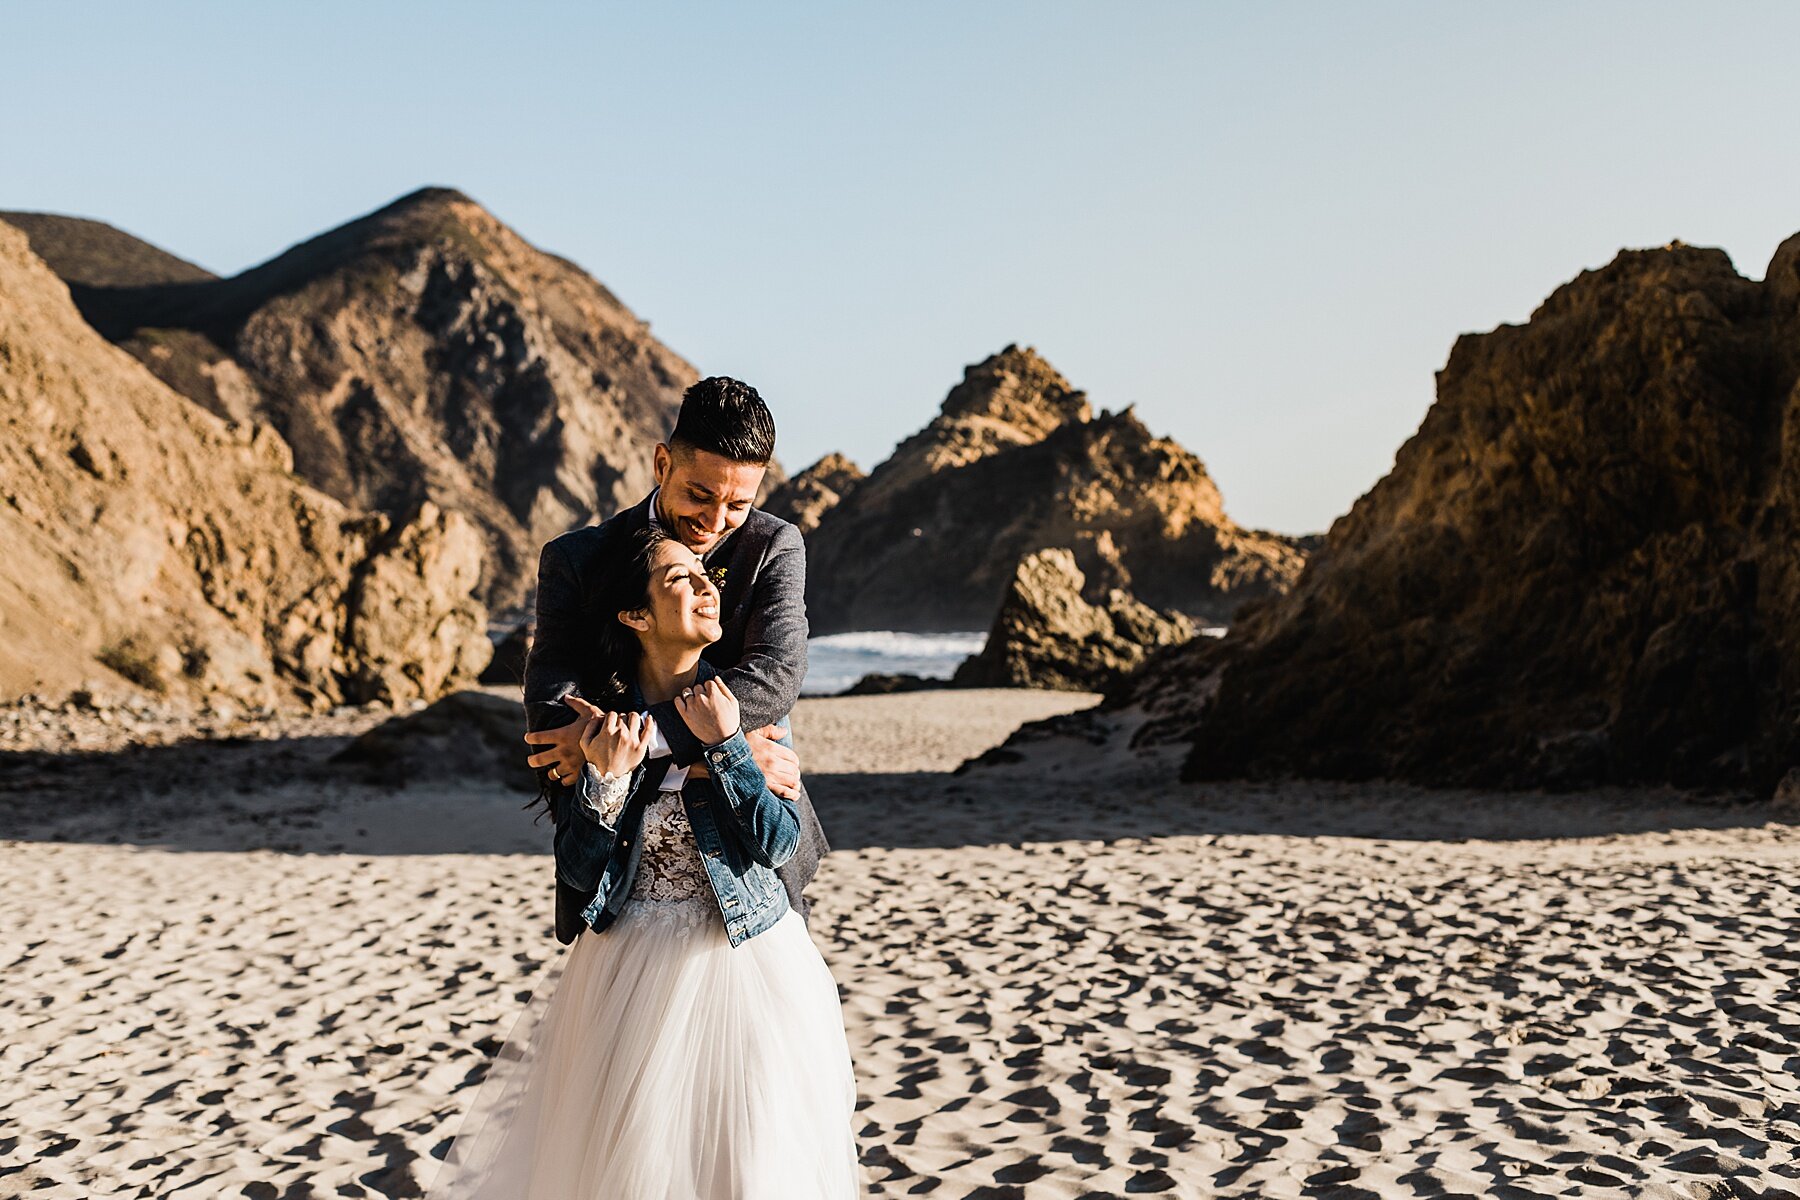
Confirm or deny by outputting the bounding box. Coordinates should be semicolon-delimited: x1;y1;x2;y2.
552;665;801;949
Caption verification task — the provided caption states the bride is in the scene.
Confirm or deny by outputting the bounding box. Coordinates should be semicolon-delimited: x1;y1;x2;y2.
427;524;861;1199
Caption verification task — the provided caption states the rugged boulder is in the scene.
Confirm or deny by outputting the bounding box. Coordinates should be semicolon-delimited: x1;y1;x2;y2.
803;345;1308;632
0;220;490;710
4;188;698;610
1133;237;1800;797
954;548;1194;692
761;452;864;534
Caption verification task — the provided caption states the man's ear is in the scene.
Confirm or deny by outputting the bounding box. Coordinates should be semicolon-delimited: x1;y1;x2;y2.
652;443;671;488
618;607;651;634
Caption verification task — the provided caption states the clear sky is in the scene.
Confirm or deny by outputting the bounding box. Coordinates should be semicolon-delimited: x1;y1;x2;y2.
8;3;1800;534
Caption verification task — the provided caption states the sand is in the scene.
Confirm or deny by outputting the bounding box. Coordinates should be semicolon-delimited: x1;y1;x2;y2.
3;688;1799;1198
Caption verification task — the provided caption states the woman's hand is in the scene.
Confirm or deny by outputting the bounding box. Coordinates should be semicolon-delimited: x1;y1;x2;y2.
580;710;654;778
675;678;740;747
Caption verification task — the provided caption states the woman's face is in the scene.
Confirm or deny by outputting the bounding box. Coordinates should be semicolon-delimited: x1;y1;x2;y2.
625;539;723;649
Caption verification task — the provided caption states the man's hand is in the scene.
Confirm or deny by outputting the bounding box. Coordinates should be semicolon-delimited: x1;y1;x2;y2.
523;695;606;786
746;724;801;800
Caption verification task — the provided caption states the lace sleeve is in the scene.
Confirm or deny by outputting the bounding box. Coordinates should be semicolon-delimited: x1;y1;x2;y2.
582;770;631;828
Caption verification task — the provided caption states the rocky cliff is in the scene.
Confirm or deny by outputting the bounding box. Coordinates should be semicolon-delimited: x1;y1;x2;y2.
4;188;697;610
1132;238;1800;797
0;221;490;710
803;346;1308;632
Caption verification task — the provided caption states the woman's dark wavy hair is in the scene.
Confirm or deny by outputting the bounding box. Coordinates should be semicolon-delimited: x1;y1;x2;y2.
524;523;670;818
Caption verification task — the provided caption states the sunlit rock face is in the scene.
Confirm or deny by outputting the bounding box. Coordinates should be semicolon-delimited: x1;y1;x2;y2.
6;188;701;610
953;547;1194;693
0;219;489;710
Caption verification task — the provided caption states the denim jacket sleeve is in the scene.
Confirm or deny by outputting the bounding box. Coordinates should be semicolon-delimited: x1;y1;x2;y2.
699;729;801;869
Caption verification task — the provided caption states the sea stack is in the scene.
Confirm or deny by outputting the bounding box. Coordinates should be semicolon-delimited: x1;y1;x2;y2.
801;345;1308;633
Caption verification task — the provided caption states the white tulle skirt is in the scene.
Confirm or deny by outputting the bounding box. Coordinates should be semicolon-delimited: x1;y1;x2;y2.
427;897;861;1199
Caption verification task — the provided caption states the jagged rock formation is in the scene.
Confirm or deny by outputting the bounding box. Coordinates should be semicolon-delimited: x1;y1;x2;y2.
1133;237;1800;797
953;548;1193;692
761;453;863;534
0;220;490;710
4;188;697;609
803;345;1308;632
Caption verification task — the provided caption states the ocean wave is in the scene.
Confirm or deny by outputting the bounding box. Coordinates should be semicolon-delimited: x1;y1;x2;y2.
802;631;987;696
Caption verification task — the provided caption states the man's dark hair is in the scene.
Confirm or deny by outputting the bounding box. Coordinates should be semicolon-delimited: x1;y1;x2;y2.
669;376;776;465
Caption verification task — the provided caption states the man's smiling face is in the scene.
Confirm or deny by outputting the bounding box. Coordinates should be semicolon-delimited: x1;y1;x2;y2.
651;441;765;556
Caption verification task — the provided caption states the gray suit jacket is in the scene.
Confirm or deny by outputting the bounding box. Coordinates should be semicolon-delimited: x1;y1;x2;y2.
523;494;828;938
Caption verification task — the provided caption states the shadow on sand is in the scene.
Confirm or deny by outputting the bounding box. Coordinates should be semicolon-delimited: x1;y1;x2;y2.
0;730;1788;856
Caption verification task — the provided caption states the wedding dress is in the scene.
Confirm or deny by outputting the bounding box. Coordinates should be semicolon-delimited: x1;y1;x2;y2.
426;787;861;1199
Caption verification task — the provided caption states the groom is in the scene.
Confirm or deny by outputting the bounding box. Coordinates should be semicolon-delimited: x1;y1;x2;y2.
522;376;828;943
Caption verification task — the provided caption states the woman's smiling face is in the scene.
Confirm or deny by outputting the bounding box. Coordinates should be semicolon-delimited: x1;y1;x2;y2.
625;537;723;649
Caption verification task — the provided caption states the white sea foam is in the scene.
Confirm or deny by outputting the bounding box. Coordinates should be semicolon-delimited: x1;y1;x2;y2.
802;631;988;696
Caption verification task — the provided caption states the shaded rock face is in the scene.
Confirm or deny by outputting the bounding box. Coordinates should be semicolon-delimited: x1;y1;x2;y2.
840;672;941;696
7;188;698;610
333;689;529;790
954;548;1193;692
0;221;490;710
761;452;864;535
0;212;217;289
478;622;533;688
804;345;1308;633
1140;238;1800;796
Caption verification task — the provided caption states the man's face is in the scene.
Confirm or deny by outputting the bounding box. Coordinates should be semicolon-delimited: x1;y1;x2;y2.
652;442;765;556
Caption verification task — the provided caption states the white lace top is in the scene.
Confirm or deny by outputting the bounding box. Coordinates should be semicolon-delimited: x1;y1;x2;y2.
588;772;710;905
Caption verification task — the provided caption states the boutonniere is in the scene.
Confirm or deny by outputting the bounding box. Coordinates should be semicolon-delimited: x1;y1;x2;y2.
708;565;729;587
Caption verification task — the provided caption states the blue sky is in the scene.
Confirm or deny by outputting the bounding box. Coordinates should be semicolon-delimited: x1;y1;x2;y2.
8;2;1800;533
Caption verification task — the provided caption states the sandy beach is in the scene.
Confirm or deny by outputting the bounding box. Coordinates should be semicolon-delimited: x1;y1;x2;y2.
4;689;1799;1198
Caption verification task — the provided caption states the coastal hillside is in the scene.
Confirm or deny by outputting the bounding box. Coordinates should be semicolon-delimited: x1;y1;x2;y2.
0;220;489;710
801;345;1310;633
1126;237;1800;798
3;188;698;610
0;211;216;288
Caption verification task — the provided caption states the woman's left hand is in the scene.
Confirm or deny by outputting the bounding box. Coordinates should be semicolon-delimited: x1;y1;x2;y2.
580;709;654;778
675;678;740;747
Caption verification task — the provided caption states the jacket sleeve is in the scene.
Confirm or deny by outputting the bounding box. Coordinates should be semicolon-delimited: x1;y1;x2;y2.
524;536;585;721
699;729;801;868
651;521;809;765
522;536;587;805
